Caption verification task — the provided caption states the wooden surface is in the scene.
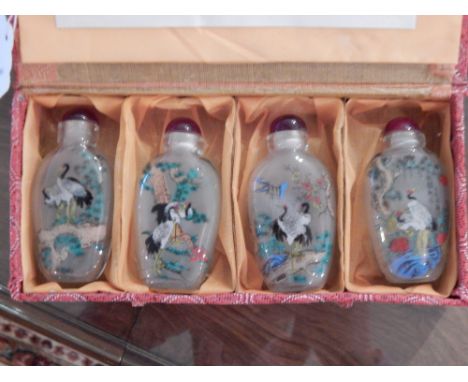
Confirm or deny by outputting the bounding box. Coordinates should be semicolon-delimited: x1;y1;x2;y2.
1;90;468;365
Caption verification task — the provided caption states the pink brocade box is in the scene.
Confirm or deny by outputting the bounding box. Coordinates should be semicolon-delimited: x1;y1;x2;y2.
8;16;468;306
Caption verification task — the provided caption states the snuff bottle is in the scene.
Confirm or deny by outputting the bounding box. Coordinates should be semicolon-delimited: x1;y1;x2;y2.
248;115;336;292
136;118;221;291
366;117;450;284
33;110;112;284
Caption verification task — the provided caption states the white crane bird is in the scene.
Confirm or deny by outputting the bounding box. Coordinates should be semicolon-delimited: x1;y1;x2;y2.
272;202;312;247
145;202;194;255
396;189;435;232
42;163;93;222
396;189;437;255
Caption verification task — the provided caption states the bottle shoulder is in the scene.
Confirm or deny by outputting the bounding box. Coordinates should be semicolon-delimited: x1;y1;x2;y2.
38;145;110;182
145;152;220;188
368;146;442;170
151;151;216;169
253;150;328;177
47;144;108;162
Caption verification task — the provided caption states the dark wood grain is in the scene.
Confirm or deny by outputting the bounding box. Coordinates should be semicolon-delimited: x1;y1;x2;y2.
2;90;468;365
126;303;468;365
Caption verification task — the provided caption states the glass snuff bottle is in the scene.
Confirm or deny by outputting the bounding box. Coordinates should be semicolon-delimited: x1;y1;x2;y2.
248;115;336;292
136;118;221;291
33;110;113;284
366;117;450;284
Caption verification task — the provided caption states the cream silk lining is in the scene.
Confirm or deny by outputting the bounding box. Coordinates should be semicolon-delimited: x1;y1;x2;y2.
21;96;456;297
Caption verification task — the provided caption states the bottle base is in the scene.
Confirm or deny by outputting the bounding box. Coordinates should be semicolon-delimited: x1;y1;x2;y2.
265;280;327;293
143;278;206;293
383;270;443;285
39;265;107;286
43;276;103;285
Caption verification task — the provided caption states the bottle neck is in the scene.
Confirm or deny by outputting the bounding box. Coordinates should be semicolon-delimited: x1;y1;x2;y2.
58;120;98;147
164;132;204;155
384;130;425;150
267;130;308;152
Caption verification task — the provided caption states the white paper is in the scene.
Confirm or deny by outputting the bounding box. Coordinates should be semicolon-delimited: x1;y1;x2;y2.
56;16;417;30
0;16;14;98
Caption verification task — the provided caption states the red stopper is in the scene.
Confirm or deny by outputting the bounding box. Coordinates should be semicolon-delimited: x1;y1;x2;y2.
270;115;306;134
384;117;420;135
165;118;202;135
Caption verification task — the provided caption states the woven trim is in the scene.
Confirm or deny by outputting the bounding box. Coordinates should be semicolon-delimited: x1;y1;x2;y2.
451;16;468;299
18;82;453;100
451;93;468;300
9;291;467;307
453;16;468;85
8;91;27;301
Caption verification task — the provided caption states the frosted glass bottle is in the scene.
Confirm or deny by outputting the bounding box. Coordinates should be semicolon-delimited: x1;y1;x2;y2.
366;118;450;284
248;116;336;292
33;110;112;284
136;118;221;291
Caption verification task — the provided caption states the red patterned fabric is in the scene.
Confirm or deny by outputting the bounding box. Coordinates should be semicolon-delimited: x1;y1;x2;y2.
453;15;468;86
451;92;468;300
8;91;26;301
8;17;468;306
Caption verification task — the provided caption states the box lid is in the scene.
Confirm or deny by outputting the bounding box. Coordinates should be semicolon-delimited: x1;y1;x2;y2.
16;15;466;98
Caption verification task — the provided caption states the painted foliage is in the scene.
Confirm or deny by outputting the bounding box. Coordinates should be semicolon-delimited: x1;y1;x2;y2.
39;152;108;276
139;161;209;280
368;153;449;281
